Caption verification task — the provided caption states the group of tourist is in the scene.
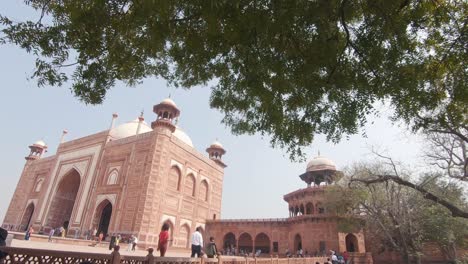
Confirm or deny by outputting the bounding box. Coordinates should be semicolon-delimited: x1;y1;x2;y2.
323;250;349;264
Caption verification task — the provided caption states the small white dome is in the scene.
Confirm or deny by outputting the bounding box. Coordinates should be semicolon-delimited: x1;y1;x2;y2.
160;98;177;108
173;127;194;147
34;140;46;147
110;119;152;139
306;156;336;172
210;140;223;149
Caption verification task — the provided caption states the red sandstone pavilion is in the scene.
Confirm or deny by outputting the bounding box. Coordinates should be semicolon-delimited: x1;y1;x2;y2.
2;98;368;259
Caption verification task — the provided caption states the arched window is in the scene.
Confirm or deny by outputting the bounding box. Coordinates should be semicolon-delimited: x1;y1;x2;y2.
168;166;181;191
306;202;314;214
184;174;196;197
316;202;325;214
300;204;305;215
107;170;119;185
34;178;44;192
199;180;209;201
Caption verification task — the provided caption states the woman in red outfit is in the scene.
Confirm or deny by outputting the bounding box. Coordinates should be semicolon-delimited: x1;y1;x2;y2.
157;223;170;257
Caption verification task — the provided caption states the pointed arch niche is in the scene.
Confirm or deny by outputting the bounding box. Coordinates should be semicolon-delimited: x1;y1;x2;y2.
46;168;81;230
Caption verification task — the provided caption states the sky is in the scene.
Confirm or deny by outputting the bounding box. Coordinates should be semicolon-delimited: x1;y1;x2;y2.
0;2;425;223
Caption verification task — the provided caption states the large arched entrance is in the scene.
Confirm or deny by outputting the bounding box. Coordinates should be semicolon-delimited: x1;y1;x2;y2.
345;233;359;252
46;169;81;233
93;200;112;237
294;234;302;252
238;233;253;254
254;233;271;253
223;232;236;250
20;203;35;231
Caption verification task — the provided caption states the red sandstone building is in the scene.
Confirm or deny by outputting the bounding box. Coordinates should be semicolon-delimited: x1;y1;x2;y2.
3;98;227;248
205;156;366;257
2;98;367;258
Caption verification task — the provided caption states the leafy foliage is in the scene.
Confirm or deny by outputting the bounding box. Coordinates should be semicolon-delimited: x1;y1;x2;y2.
1;0;467;159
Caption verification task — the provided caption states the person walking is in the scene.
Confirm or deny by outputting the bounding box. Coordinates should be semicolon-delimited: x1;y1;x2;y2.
24;226;34;240
190;227;203;258
132;235;138;251
206;236;218;258
48;228;55;242
127;235;134;251
157;223;170;257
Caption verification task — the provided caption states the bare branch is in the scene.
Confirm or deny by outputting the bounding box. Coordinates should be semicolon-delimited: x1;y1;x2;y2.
350;175;468;218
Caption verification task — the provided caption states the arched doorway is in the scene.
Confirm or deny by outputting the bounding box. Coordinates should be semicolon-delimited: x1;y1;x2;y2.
93;200;112;237
345;233;359;252
223;232;236;251
238;233;253;254
294;234;302;252
46;169;81;233
179;224;190;248
20;203;35;231
254;233;271;253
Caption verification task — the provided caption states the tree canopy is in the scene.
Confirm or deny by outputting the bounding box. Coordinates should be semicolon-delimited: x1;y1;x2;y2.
1;0;466;159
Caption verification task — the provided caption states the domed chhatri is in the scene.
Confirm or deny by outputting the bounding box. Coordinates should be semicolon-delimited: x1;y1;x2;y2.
306;156;336;172
300;155;341;187
26;139;47;160
33;140;47;147
152;98;180;132
206;139;227;168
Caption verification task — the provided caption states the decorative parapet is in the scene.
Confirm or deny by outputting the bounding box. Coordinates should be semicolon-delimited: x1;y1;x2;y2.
0;247;329;264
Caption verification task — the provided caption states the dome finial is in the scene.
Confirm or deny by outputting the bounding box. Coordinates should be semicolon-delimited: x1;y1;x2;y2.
318;150;320;157
140;109;144;118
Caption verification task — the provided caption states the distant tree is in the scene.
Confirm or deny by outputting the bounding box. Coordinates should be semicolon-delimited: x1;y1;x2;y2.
1;1;466;159
326;164;468;264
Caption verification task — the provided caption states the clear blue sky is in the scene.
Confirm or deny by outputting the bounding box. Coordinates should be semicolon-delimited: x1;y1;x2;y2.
0;2;424;223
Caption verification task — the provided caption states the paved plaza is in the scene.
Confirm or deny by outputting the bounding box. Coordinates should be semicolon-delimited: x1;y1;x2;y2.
10;238;191;257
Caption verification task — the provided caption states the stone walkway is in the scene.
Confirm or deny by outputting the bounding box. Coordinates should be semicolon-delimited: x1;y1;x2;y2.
11;238;191;257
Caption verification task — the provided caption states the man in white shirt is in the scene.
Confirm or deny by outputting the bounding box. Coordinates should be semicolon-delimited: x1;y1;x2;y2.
190;227;204;257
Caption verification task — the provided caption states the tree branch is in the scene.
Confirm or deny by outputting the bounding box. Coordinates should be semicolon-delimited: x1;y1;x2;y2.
350;175;468;218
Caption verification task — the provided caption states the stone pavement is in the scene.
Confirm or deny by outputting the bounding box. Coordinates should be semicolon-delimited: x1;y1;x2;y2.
10;238;191;257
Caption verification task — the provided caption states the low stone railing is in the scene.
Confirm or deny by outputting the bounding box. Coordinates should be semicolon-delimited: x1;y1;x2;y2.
0;247;327;264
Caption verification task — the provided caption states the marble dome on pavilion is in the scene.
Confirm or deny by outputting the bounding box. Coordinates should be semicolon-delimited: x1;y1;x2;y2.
306;156;337;172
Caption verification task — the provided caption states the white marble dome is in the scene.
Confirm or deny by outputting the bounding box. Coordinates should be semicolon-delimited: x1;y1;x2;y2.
210;140;223;149
306;156;336;172
173;127;194;147
109;119;152;139
33;140;47;147
160;98;177;108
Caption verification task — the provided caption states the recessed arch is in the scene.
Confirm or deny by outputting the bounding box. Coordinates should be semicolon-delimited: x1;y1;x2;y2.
179;224;191;248
107;169;119;185
294;233;302;252
199;180;209;201
316;202;325;214
20;203;35;231
223;232;236;249
306;202;314;214
46;168;81;233
34;179;44;192
300;204;305;215
346;233;359;252
161;220;175;246
184;173;196;197
92;199;112;237
254;232;270;253
168;166;182;191
238;232;253;254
